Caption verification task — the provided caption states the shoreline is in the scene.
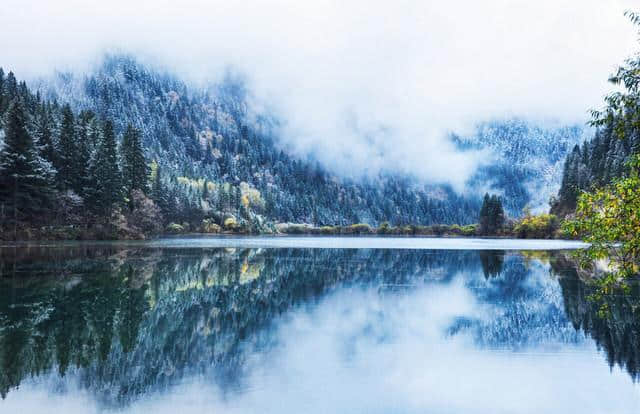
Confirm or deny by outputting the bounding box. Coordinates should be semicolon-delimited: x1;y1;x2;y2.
0;218;568;243
0;234;588;251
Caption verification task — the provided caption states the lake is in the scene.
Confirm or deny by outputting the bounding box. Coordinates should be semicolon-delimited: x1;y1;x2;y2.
0;237;638;413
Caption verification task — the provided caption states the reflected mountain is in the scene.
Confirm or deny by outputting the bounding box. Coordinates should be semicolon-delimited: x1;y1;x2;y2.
452;251;584;350
0;245;635;408
0;247;477;405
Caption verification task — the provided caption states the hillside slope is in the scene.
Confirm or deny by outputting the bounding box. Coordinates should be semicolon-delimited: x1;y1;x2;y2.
458;119;586;215
1;54;586;237
39;55;479;227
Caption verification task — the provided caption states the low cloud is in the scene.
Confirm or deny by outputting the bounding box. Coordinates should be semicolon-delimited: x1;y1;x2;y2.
0;0;637;188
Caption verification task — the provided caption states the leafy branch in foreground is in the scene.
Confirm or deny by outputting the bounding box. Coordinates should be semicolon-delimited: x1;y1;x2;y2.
564;155;640;282
589;10;640;136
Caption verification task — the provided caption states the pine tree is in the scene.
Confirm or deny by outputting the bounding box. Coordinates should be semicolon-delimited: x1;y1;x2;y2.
556;146;581;213
217;184;228;211
479;193;490;234
35;103;57;171
4;72;17;104
0;99;53;227
121;124;149;207
490;195;505;231
233;185;241;215
479;193;505;235
87;116;103;149
87;120;121;212
57;104;79;191
151;163;168;212
73;111;93;199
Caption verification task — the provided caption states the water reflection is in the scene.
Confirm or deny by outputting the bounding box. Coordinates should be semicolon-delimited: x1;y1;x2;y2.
0;245;639;412
552;256;640;381
478;250;505;278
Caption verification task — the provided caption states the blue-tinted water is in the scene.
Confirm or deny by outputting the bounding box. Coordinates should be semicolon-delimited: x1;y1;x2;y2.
0;238;638;413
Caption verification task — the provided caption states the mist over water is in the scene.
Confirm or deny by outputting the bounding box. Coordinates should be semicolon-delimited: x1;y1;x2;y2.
1;240;639;413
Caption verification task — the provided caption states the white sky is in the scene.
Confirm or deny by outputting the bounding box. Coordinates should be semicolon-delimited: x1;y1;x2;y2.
1;0;638;187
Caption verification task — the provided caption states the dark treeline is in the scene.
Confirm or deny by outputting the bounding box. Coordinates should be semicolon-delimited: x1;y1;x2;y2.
0;68;163;239
552;123;640;216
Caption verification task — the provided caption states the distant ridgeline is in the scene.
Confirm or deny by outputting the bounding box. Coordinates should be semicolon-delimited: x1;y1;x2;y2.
0;55;586;238
454;119;585;216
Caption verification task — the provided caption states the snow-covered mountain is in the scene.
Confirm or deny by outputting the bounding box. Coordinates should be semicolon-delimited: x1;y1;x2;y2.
457;119;587;215
35;55;584;223
33;55;475;226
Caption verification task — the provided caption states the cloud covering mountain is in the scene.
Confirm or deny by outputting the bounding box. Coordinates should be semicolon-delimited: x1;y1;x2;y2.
1;0;637;188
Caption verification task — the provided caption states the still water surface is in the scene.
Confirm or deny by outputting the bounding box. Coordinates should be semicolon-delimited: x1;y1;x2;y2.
0;237;638;413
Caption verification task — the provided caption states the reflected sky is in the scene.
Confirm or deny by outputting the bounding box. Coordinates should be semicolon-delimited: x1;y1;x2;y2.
1;241;638;413
0;235;588;250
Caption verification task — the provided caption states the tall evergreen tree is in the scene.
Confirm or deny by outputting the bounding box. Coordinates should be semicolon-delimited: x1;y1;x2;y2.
73;110;94;198
491;195;505;231
4;72;17;104
151;163;168;213
34;103;57;177
479;193;505;235
87;120;121;212
0;100;53;227
121;124;148;206
86;114;103;149
57;104;80;191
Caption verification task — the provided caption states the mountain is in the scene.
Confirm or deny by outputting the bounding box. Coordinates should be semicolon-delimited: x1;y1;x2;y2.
36;54;480;228
456;119;586;216
0;54;586;238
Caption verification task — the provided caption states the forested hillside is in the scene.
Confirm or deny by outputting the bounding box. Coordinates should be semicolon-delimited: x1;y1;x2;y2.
552;123;640;216
41;55;484;225
0;67;161;239
0;54;591;239
456;119;585;215
0;56;481;239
